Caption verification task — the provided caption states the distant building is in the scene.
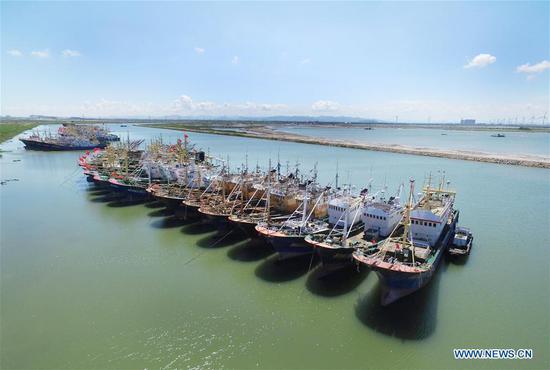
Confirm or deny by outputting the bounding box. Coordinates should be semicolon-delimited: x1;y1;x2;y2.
460;119;476;125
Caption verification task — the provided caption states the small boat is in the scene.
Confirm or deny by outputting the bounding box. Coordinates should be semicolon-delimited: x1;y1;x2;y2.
490;133;506;138
448;227;473;256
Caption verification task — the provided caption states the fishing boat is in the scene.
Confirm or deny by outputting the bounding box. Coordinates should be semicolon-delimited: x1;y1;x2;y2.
255;171;333;258
198;168;263;226
145;137;214;209
20;135;107;151
21;124;119;150
304;189;365;269
197;170;240;226
306;185;404;269
353;177;458;305
227;179;271;237
228;163;302;238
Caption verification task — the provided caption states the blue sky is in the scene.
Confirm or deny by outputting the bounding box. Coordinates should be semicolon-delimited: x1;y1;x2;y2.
1;1;549;122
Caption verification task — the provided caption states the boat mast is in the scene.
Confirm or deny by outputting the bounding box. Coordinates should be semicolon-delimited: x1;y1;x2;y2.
335;160;339;189
266;159;272;223
402;178;416;264
301;183;308;228
277;150;281;180
342;203;349;247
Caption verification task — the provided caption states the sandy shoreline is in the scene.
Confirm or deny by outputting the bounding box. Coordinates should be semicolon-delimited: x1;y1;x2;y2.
146;124;550;169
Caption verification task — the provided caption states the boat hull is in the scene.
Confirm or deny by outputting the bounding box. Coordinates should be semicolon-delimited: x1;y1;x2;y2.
359;211;457;305
153;194;184;209
373;266;437;306
257;230;311;258
316;245;355;268
109;181;150;198
198;209;231;229
228;217;259;238
20;139;106;151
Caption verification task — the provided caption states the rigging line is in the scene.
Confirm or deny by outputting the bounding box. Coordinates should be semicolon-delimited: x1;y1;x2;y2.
306;249;316;274
182;229;234;267
60;165;82;186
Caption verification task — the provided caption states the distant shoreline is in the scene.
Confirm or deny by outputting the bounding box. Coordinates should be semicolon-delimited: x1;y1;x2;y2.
143;123;550;169
1;118;549;133
1;119;548;168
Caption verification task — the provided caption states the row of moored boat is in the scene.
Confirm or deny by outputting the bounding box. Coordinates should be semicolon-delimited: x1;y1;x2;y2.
79;134;473;305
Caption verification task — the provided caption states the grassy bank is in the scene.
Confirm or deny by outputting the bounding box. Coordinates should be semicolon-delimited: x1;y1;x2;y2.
0;123;38;143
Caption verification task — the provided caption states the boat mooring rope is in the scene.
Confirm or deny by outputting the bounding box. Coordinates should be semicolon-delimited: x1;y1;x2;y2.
182;229;234;267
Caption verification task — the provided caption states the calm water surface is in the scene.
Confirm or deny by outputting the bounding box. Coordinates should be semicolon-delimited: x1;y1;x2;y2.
1;124;549;369
277;126;550;157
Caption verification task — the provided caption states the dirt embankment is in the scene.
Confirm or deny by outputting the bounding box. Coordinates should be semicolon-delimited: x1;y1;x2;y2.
146;123;550;169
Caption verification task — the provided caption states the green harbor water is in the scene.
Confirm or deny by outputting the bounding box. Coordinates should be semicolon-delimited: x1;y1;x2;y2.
1;125;549;369
278;126;550;158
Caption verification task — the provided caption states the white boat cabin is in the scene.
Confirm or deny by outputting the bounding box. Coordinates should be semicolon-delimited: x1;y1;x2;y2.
410;196;453;247
327;196;363;228
361;196;403;237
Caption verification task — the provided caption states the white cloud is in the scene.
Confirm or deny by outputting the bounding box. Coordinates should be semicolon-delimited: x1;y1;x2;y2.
3;94;548;124
171;95;288;115
176;95;194;110
311;100;340;112
30;49;50;58
7;49;23;57
526;75;537;81
194;47;205;55
62;49;81;57
232;56;240;64
300;58;311;65
464;53;496;69
516;60;550;74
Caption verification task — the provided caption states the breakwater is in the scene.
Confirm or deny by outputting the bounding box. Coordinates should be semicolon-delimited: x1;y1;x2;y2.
146;124;550;169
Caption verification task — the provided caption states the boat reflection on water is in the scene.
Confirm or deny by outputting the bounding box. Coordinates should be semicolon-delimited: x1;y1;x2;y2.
354;259;445;340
